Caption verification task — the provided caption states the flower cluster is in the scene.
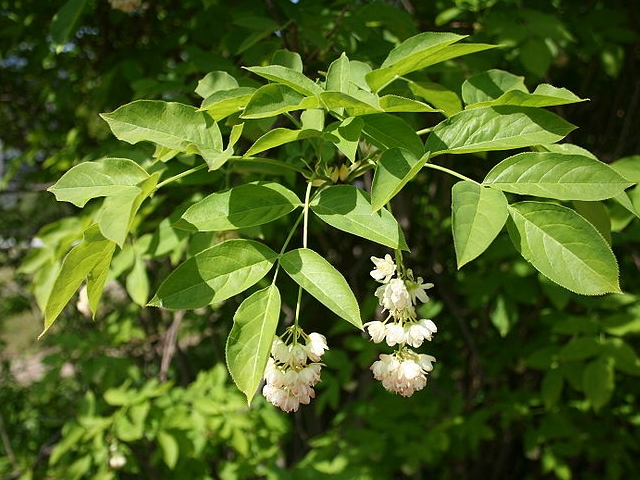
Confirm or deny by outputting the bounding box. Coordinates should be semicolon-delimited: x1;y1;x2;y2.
365;254;438;396
262;330;328;412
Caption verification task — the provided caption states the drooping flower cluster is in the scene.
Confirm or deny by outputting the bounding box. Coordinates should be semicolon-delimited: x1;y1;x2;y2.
365;254;438;396
262;329;328;412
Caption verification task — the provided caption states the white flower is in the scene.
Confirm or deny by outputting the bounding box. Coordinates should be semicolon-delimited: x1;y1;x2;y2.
404;319;437;347
406;276;434;305
290;344;308;367
370;254;396;283
385;323;406;346
375;278;415;318
305;332;328;362
417;354;436;372
298;363;322;385
364;321;387;343
370;349;435;397
271;338;291;364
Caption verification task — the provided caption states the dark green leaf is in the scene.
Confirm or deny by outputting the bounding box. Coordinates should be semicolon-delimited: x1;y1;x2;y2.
426;106;576;155
178;181;301;231
484;152;632;200
226;285;281;404
280;248;362;329
310;185;408;250
371;148;429;212
451;181;508;268
507;202;620;295
149;239;277;309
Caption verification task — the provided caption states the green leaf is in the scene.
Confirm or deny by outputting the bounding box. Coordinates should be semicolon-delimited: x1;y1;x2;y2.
603;338;640;376
204;122;245;171
199;87;256;121
583;355;615;411
157;430;179;469
541;368;564;409
226;285;281;404
244;128;322;156
96;173;159;247
371;148;429;212
559;336;602;362
506;202;620;295
573;201;612;245
408;80;462;117
50;0;88;53
310;185;408;250
484;152;632;200
491;295;517;337
149;239;277;309
379;95;440;113
178;181;301;231
326;53;351;93
101;101;223;161
240;83;318;119
451;181;508;268
280;248;362;329
244;65;323;96
469;85;587;109
271;49;303;71
425;106;576;155
462;69;527;106
126;253;149;307
42;225;116;337
48;157;151;208
324;117;364;162
320;91;381;116
610;155;640;182
362;113;424;157
366;32;495;92
195;71;239;99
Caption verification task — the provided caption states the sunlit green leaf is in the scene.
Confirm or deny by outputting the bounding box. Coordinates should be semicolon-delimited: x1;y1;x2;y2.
326;53;350;93
507;202;620;295
157;430;179;469
178;181;301;231
245;128;322;156
195;71;239;99
199;87;256;121
241;83;318;119
126;253;149;307
366;32;495;92
42;225;116;337
452;181;508;268
484;152;632;200
426;106;576;155
244;65;323;96
281;248;362;329
408;80;462;117
149;239;277;309
48;157;150;208
310;185;408;250
101;100;223;161
226;285;281;404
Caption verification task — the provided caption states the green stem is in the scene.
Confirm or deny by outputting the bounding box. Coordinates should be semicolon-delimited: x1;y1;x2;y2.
156;163;207;189
423;162;479;184
302;180;313;249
